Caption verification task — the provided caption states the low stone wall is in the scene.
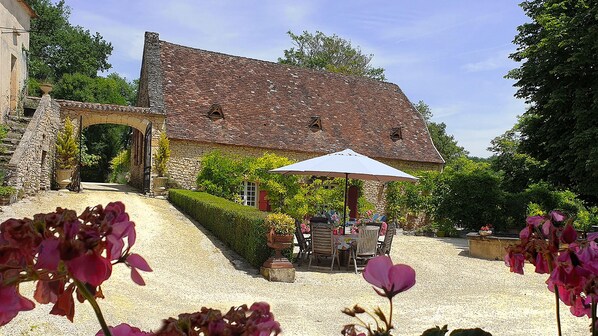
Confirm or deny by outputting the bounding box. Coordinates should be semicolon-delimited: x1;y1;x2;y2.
466;233;520;261
7;94;60;195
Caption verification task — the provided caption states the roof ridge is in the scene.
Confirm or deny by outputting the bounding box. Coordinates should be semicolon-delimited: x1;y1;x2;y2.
159;38;397;88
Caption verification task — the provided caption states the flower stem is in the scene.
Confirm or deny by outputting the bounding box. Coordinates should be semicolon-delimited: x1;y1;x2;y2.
553;285;562;336
388;299;393;331
592;298;597;336
74;279;112;336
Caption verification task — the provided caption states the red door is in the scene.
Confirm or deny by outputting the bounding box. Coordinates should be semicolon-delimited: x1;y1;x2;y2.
258;190;271;212
348;185;358;219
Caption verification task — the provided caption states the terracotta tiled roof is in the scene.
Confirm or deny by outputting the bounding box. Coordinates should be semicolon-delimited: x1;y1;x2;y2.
56;99;155;115
157;38;444;164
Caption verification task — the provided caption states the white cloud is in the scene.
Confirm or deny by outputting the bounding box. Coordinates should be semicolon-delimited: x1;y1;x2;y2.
462;50;513;73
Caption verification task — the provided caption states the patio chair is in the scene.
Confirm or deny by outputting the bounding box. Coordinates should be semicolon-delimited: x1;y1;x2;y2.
294;220;311;266
348;226;379;274
377;222;396;256
310;216;329;224
308;222;340;271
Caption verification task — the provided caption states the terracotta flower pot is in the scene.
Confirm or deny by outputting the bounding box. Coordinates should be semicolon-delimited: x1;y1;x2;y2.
263;230;294;269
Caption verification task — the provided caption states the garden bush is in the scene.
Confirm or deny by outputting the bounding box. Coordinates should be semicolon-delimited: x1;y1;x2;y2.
168;189;270;268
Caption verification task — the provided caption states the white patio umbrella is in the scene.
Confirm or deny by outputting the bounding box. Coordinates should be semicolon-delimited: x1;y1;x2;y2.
269;149;418;228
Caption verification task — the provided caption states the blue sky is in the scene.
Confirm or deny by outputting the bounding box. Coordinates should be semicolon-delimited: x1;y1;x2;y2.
65;0;529;158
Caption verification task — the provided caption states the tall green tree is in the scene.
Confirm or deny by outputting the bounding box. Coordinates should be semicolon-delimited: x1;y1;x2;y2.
25;0;112;81
278;30;386;81
508;0;598;202
414;101;468;164
488;125;543;192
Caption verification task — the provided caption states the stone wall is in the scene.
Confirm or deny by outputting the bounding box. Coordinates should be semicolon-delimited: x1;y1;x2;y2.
168;139;442;212
7;94;60;195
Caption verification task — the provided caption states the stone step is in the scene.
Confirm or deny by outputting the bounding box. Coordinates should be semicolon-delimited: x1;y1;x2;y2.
2;137;19;145
7;116;32;123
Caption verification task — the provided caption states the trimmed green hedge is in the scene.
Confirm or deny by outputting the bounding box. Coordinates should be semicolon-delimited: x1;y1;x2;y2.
168;189;270;268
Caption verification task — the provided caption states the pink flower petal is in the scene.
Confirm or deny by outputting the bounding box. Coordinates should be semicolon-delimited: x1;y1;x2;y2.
96;323;152;336
363;256;393;289
387;264;416;294
550;210;566;222
0;286;35;326
36;238;61;271
561;224;578;244
130;267;145;286
67;253;112;287
127;254;152;272
527;215;545;227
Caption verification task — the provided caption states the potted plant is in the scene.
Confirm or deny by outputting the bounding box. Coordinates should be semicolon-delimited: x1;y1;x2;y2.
0;185;16;205
152;132;170;195
263;212;295;270
55;118;78;189
479;224;493;236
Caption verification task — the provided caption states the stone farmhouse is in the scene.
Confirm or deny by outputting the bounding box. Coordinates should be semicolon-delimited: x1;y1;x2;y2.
132;32;444;211
0;11;444;213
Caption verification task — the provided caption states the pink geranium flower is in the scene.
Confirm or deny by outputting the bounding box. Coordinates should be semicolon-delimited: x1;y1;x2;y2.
363;256;416;299
0;285;35;326
96;323;152;336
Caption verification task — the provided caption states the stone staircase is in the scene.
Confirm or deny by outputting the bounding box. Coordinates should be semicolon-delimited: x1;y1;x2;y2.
0;116;32;175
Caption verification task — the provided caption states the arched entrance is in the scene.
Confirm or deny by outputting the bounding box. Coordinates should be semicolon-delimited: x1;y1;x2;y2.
57;100;165;193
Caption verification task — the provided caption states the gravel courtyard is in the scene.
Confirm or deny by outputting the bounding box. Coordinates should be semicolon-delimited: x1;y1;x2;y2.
0;183;589;335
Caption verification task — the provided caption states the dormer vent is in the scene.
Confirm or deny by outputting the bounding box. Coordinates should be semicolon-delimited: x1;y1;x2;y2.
390;127;403;142
309;116;322;132
208;104;224;120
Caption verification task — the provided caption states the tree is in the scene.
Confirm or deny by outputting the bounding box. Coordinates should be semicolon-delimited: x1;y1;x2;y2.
25;0;112;81
53;73;137;105
414;101;468;164
278;30;386;81
52;73;137;182
488;125;543;193
507;0;598;202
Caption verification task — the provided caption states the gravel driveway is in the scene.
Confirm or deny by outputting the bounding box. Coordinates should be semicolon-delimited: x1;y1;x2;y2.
0;183;589;335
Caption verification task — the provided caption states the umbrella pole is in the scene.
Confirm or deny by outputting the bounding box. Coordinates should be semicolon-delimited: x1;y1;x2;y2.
343;173;348;235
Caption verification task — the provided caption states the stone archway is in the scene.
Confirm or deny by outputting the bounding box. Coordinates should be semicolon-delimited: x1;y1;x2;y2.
56;99;166;192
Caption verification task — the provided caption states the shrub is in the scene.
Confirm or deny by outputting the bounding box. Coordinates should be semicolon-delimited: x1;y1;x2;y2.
153;132;170;177
196;151;249;201
168;189;270;267
108;149;130;183
247;153;298;212
0;185;16;197
56;118;78;169
436;160;503;231
265;212;295;235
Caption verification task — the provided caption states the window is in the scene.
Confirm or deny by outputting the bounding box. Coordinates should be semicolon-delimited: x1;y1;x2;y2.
390;127;403;141
309;116;322;132
208;103;224;120
240;181;257;207
10;55;17;111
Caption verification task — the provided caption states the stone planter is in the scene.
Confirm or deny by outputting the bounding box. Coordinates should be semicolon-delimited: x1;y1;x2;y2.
261;230;295;282
467;232;520;260
152;176;168;196
56;168;73;190
0;193;17;205
40;83;53;95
